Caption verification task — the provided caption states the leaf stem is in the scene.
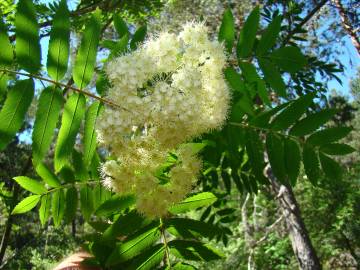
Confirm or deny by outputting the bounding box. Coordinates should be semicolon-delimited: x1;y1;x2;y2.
160;218;171;269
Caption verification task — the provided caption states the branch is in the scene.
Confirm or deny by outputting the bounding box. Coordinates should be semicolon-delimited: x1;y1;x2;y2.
160;219;171;269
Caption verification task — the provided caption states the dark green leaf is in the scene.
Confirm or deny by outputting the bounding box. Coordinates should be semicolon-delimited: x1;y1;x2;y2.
256;16;282;55
319;153;342;181
93;182;111;210
302;144;320;185
169;240;223;261
64;187;78;223
109;34;129;60
271;92;315;130
237;6;260;58
320;143;355;155
269;46;307;73
258;58;286;97
0;79;34;150
32;87;63;164
169;192;217;214
130;25;147;50
54;93;86;172
12;195;41;215
307;127;352;146
80;185;94;220
39;194;51;226
289;109;338;136
127;243;164;270
95;194;135;217
35;162;61;188
52;189;65;227
284;138;301;186
47;0;70;81
15;0;41;73
73;9;101;89
173;262;197;270
106;222;160;266
218;9;235;53
0;19;13;66
13;176;47;194
72;150;89;181
266;133;286;183
113;14;129;38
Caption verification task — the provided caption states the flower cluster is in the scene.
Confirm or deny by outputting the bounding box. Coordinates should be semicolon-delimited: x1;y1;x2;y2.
97;22;230;218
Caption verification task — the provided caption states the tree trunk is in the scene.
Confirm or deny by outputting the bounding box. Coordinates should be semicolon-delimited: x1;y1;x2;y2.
332;0;360;55
266;167;322;270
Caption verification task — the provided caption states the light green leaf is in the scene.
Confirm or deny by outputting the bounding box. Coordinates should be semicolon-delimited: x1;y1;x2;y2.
169;192;217;214
109;34;129;60
284;138;301;186
256;16;282;56
0;79;34;150
0;19;13;66
319;153;342;181
130;25;147;50
237;6;260;58
271;92;315;130
173;262;197;270
83;101;102;167
35;162;61;188
54;93;86;172
269;46;307;73
32;87;63;164
266;133;286;183
64;186;78;224
39;194;51;226
47;0;70;81
127;243;164;270
113;14;129;38
106;222;161;266
218;9;235;53
320;143;355;155
52;189;65;227
289;109;338;136
307;127;352;146
15;0;41;73
258;58;286;97
95;194;135;217
80;185;94;220
302;144;320;185
169;240;223;261
12;195;41;215
73;9;101;89
13;176;47;194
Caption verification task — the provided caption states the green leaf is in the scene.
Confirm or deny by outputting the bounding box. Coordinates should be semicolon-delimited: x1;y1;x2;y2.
269;46;307;73
12;195;41;215
54;93;86;172
83;101;102;167
95;194;135;217
109;34;129;60
113;14;129;38
307;127;352;146
127;243;164;270
52;189;65;227
96;73;110;96
250;102;290;128
73;9;101;89
106;222;161;266
284;138;301;186
47;0;70;81
93;183;111;210
258;58;286;97
15;0;41;73
130;25;147;50
218;9;235;53
169;240;223;261
0;73;9;99
173;262;197;270
39;194;51;226
35;162;61;188
13;176;47;194
80;185;94;220
0;19;13;66
302;144;320;185
221;171;231;194
271;93;315;130
0;79;34;150
237;6;260;58
289;109;338;136
266;133;286;183
320;143;355;155
169;192;217;214
32;87;63;164
72;150;89;181
319;153;342;181
64;186;78;224
166;218;223;239
256;15;282;55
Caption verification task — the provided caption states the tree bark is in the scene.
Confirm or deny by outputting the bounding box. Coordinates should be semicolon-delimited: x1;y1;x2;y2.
266;167;322;270
332;0;360;55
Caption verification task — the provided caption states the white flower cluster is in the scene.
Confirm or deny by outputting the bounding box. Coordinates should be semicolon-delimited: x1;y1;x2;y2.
97;22;230;218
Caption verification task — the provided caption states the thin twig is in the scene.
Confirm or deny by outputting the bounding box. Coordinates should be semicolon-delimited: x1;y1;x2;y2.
160;218;171;269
